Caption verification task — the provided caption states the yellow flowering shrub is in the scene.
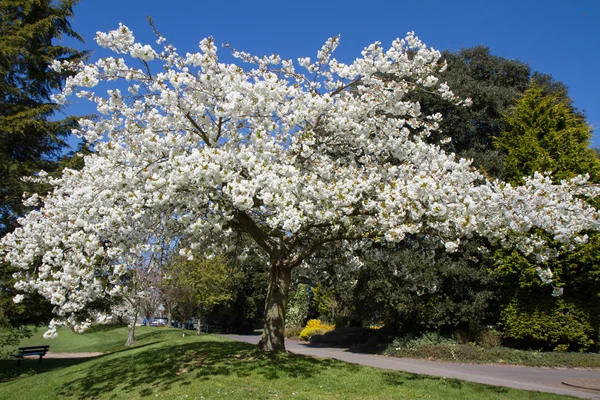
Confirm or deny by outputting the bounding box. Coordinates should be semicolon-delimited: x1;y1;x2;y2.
299;319;335;341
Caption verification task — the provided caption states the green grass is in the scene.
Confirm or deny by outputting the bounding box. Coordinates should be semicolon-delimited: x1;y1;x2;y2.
13;325;175;354
381;343;600;369
0;328;578;399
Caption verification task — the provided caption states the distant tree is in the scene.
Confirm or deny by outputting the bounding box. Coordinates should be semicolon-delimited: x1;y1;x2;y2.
165;255;239;335
206;254;269;333
285;283;311;329
138;279;162;326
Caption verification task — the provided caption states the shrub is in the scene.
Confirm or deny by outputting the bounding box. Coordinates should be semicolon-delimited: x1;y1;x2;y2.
299;319;334;341
500;299;595;352
477;328;503;349
391;332;457;350
284;327;303;339
286;284;310;330
309;327;375;346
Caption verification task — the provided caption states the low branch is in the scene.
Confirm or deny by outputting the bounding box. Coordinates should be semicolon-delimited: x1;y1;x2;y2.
234;210;276;255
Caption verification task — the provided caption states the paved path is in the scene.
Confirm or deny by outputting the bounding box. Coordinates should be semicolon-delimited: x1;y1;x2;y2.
221;334;600;399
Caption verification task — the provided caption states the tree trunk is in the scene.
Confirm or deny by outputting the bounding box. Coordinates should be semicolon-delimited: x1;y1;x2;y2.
166;312;172;328
258;263;291;352
196;315;202;335
125;308;138;346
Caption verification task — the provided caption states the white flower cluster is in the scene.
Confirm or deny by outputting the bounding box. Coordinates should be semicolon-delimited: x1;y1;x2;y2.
2;25;599;333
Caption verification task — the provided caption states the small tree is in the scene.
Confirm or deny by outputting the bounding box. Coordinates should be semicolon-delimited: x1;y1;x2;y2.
139;285;161;326
167;255;238;335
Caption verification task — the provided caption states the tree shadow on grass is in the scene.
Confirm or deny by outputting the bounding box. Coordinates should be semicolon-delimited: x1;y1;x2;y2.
0;357;94;383
381;370;512;396
57;338;357;398
54;337;520;399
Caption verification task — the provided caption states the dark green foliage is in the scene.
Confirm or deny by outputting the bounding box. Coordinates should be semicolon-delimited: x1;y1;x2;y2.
206;254;268;333
0;0;86;344
416;46;531;179
309;326;380;347
495;82;600;185
0;0;87;236
499;298;595;352
353;236;500;338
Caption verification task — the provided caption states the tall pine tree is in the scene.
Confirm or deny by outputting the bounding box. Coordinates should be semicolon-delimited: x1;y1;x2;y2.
0;0;87;236
0;0;86;345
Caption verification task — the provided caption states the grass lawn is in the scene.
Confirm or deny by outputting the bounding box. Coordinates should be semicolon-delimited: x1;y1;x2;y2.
382;343;600;369
15;325;174;353
0;326;578;399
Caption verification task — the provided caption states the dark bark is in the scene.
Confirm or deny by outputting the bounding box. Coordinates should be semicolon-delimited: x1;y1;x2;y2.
195;311;203;335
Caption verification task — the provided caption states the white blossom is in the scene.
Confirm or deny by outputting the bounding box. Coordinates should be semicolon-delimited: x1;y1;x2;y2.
1;25;599;334
13;294;24;303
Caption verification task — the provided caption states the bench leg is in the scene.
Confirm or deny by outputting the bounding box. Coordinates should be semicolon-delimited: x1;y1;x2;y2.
39;355;42;364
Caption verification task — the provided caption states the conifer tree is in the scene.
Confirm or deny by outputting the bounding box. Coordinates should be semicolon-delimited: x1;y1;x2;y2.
0;0;86;345
496;82;600;185
494;82;600;351
0;0;86;236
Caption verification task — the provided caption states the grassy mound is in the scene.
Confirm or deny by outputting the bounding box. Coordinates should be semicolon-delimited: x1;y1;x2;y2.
0;327;574;399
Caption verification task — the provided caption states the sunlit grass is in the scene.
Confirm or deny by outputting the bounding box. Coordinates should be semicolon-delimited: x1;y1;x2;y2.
13;325;179;354
0;328;576;399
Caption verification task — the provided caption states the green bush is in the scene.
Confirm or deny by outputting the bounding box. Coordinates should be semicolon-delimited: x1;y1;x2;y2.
500;299;594;351
286;284;310;330
477;328;502;349
391;332;457;349
284;327;303;338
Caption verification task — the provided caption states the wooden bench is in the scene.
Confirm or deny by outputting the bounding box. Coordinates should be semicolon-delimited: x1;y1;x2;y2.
11;345;50;366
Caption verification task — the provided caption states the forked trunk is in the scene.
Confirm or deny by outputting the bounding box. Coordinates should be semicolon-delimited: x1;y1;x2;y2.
258;264;291;352
125;308;138;346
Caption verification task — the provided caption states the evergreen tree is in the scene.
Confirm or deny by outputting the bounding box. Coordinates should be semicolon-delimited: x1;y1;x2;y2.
495;82;600;185
494;82;600;351
0;0;86;236
416;46;531;180
0;0;86;346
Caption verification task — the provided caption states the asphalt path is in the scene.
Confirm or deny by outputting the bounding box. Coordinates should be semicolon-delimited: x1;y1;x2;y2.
221;334;600;399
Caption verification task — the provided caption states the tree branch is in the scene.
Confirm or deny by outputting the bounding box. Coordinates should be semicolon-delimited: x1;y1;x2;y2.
234;210;276;255
185;112;212;147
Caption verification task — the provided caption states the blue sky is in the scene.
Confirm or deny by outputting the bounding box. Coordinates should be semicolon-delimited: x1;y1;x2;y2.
62;0;600;147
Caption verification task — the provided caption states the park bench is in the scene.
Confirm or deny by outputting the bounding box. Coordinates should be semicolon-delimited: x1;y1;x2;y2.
11;345;50;366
